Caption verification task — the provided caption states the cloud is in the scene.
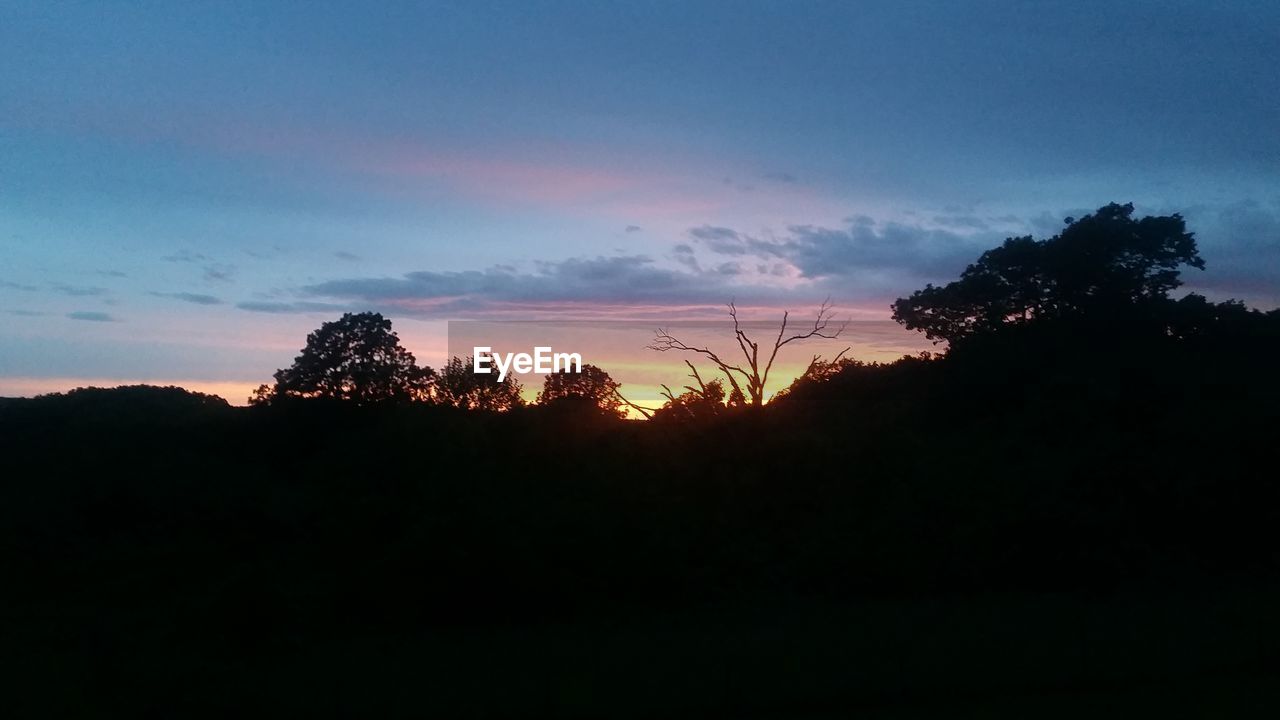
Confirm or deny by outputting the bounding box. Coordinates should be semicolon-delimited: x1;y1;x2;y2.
203;264;235;282
1;280;40;291
150;291;224;305
334;251;361;262
8;309;47;316
931;214;990;230
254;199;1280;323
689;225;740;241
51;283;108;296
162;250;209;263
692;220;992;281
296;255;783;316
284;215;1007;319
625;225;643;233
67;311;117;322
162;249;236;282
236;300;347;314
689;225;752;255
672;243;699;272
763;172;798;183
243;245;289;260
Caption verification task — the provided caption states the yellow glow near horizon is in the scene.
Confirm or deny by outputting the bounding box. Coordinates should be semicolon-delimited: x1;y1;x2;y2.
3;320;932;416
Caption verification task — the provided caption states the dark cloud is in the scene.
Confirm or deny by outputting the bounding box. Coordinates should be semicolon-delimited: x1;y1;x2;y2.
1;280;40;291
295;217;1004;318
8;309;47;316
689;225;752;256
334;251;361;262
693;220;991;280
763;172;797;183
97;270;128;278
253;201;1280;321
150;291;224;305
671;243;699;272
783;223;985;278
625;225;643;233
300;255;758;311
67;311;117;322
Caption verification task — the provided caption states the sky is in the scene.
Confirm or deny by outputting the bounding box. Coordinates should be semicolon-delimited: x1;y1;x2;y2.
2;0;1278;403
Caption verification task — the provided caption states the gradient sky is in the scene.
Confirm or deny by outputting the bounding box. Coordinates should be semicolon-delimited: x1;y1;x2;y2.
3;1;1278;402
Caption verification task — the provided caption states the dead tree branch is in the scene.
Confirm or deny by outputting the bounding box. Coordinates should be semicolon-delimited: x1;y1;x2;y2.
649;298;848;408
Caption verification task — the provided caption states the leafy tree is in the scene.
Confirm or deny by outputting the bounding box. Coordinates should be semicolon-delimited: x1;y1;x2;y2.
536;364;625;418
652;376;732;422
251;312;433;405
892;203;1204;344
434;355;524;411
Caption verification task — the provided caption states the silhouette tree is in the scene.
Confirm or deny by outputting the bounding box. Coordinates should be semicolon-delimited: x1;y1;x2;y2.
536;364;625;418
649;299;846;408
434;355;524;411
891;203;1204;344
250;312;433;405
647;360;738;422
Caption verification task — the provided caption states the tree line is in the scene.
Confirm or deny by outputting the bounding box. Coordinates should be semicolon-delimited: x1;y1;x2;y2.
246;202;1280;418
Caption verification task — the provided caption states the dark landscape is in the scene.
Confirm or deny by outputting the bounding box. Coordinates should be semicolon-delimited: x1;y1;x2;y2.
5;205;1279;716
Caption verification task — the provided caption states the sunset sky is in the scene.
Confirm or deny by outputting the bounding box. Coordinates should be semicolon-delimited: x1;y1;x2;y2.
3;1;1278;403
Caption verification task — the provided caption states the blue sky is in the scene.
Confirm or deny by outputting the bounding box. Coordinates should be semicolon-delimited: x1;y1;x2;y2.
2;1;1278;399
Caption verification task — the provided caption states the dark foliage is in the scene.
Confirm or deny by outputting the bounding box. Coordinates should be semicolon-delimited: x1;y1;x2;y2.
251;311;433;405
892;203;1204;344
4;206;1279;715
537;363;625;418
434;355;525;411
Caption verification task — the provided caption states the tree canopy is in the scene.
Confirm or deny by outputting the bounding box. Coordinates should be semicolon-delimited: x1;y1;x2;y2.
891;203;1204;344
536;364;625;418
251;312;433;405
434;355;525;411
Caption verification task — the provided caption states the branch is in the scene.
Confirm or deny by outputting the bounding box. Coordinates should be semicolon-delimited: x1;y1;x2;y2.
649;327;752;399
684;360;708;395
728;300;758;372
761;297;849;390
612;387;656;419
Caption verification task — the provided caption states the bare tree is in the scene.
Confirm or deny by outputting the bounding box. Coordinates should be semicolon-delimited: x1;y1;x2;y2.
648;298;848;408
